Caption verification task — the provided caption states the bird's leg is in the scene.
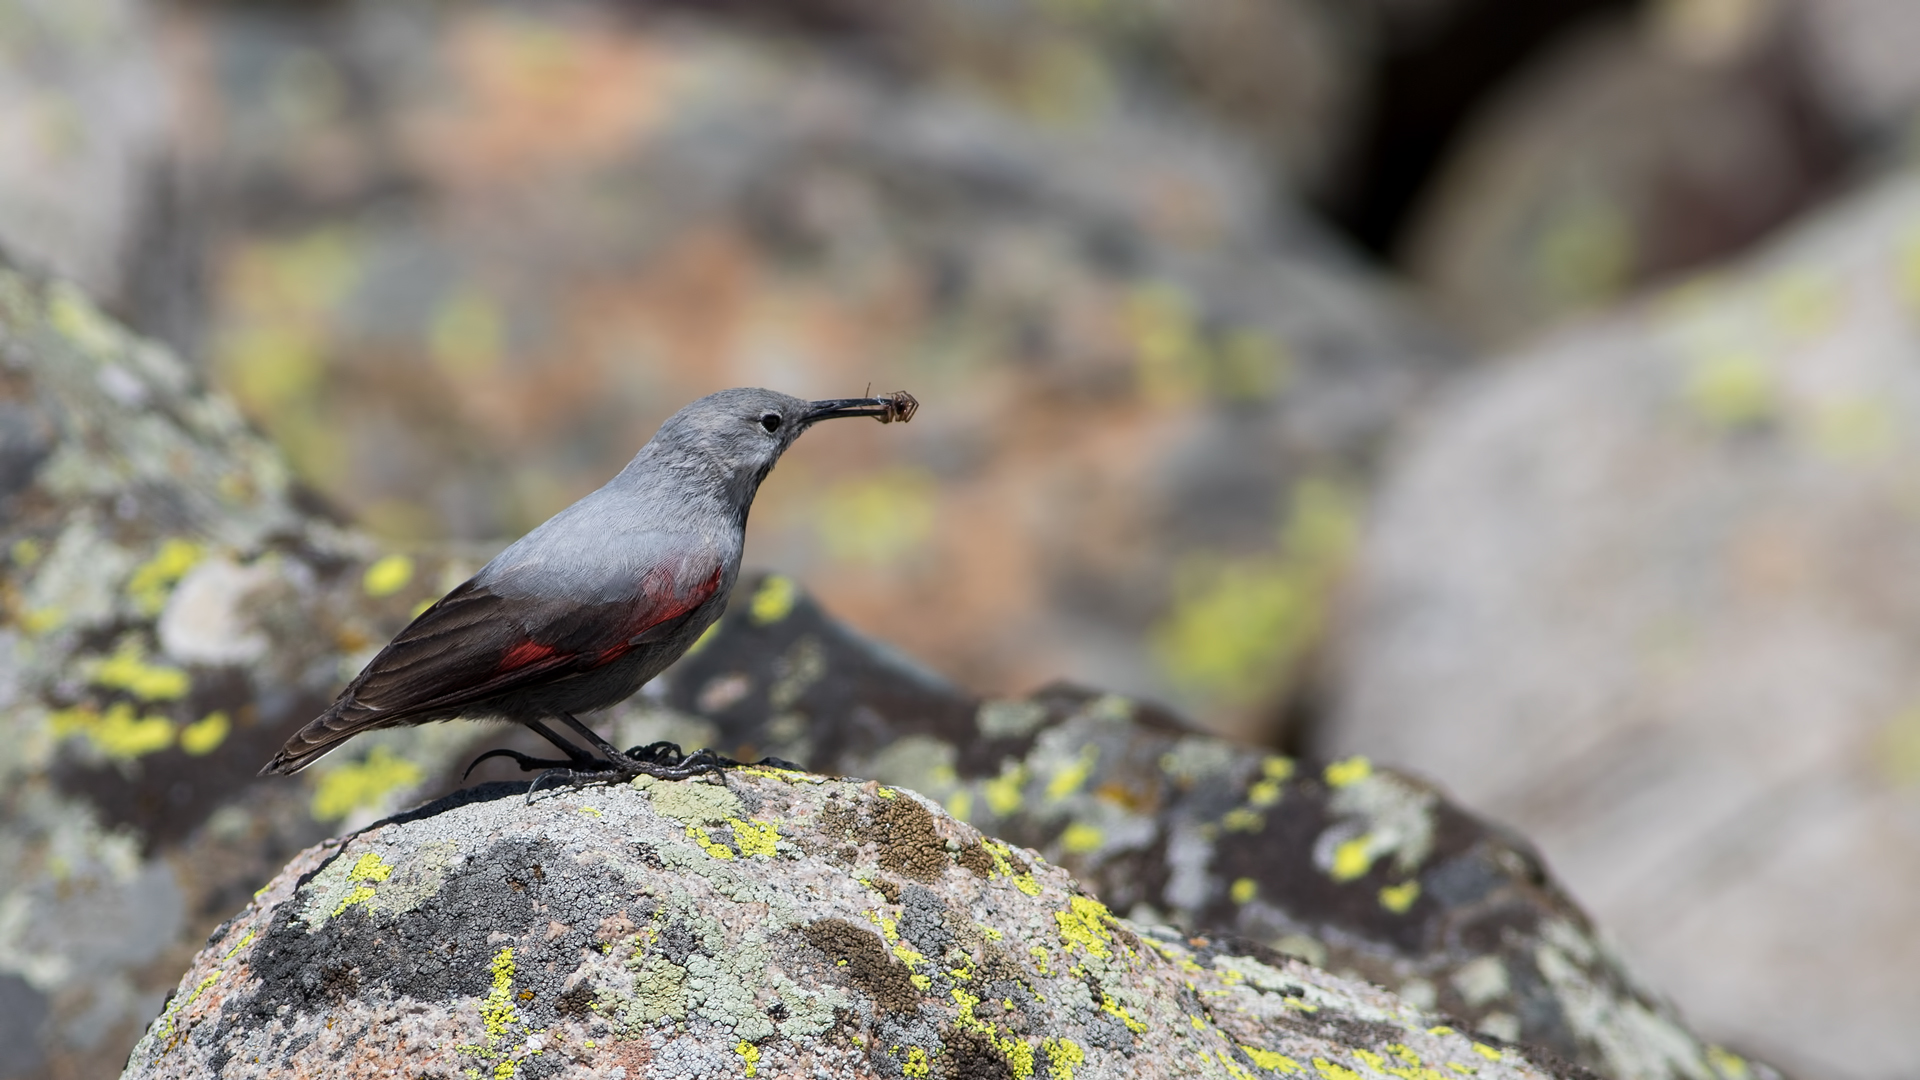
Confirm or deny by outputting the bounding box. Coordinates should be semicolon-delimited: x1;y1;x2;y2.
462;747;581;780
460;717;601;780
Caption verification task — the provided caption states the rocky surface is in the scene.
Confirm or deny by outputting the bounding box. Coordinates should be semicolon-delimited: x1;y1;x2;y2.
0;251;1769;1080
1328;170;1920;1078
124;772;1592;1080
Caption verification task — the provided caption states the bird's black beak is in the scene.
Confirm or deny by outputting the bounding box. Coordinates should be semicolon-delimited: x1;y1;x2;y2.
804;391;919;425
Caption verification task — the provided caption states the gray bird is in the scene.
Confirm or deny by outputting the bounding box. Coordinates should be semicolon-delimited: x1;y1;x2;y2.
261;387;917;783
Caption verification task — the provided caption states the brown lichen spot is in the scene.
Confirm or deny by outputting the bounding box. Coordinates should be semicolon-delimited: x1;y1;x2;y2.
801;918;921;1015
938;1026;1016;1080
871;877;903;904
319;962;360;1003
955;842;995;878
976;942;1028;986
556;983;596;1019
868;796;947;881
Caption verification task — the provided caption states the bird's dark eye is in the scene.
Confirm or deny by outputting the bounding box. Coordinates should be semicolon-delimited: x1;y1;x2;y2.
759;412;783;433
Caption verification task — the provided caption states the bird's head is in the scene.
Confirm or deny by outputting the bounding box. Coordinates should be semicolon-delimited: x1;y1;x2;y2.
639;387;917;502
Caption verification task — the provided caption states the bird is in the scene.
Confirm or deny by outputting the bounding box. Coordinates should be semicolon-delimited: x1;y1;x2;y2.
260;387;917;787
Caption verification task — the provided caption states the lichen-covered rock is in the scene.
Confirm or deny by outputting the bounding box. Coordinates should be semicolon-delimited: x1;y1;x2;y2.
123;772;1589;1080
643;574;1775;1080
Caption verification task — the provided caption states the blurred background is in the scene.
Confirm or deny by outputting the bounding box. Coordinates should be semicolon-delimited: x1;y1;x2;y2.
5;0;1920;1075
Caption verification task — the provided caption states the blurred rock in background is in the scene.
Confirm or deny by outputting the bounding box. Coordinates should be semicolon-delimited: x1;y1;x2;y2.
1326;174;1920;1079
150;0;1459;741
1400;2;1841;344
0;0;202;357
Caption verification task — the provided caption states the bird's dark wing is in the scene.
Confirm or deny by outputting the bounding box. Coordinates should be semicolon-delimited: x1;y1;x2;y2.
261;561;724;775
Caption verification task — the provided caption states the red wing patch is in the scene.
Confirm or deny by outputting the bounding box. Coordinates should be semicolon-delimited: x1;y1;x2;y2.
593;564;725;666
499;639;561;670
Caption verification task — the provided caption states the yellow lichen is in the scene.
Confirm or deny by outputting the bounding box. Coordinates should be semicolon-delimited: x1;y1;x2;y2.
1219;1050;1257;1080
1323;756;1371;788
1060;822;1104;854
1153;480;1354;708
749;575;798;624
1472;1044;1502;1062
1313;1058;1363;1080
1044;1038;1084;1079
1046;745;1100;800
1706;1045;1750;1080
736;1040;761;1077
1230;878;1257;905
50;702;175;760
179;711;231;756
816;470;937;565
127;539;204;614
11;537;43;566
1054;896;1116;960
363;554;415;598
729;818;780;858
483;947;518;1043
1684;350;1772;429
688;825;735;859
310;746;424;821
1330;836;1376;882
1100;993;1147;1033
945;789;974;822
1223;808;1265;833
1243;1046;1303;1073
1378;881;1421;913
901;1046;929;1078
984;764;1029;817
332;851;395;916
93;641;190;701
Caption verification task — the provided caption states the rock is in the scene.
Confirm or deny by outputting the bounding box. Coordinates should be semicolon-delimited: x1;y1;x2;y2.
1401;8;1841;345
0;0;199;354
1328;170;1920;1078
122;772;1593;1080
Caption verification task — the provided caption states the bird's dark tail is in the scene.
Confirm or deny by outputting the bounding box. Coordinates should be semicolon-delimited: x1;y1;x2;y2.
259;705;374;776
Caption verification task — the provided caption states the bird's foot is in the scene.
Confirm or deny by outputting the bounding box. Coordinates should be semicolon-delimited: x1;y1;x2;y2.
624;741;805;774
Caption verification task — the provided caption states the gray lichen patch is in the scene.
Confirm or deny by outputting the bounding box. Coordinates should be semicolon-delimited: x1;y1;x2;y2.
124;773;1587;1080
